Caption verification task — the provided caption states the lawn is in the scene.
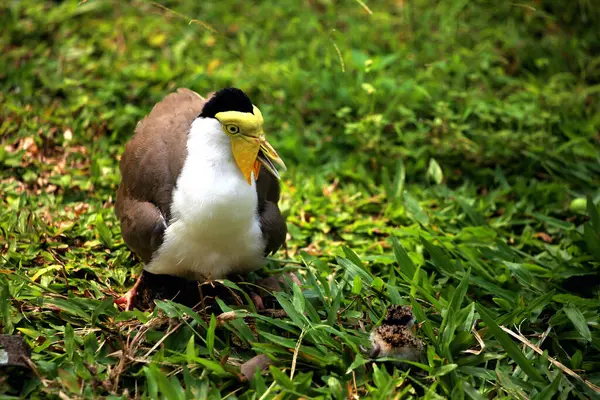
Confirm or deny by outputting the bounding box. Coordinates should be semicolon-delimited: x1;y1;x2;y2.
1;0;600;398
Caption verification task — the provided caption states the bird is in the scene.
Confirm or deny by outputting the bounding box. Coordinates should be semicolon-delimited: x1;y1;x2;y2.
369;305;423;363
114;87;288;310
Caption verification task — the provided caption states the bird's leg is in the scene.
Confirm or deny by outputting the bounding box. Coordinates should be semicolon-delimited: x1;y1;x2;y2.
250;291;265;310
250;273;303;310
229;274;266;310
115;272;145;310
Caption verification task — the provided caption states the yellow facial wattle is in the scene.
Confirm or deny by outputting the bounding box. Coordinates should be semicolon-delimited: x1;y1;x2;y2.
215;106;286;184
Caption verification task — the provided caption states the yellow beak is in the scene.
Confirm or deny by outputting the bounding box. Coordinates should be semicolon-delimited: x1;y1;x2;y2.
231;132;286;184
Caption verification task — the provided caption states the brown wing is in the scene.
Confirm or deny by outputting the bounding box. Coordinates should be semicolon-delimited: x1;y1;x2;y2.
115;88;207;262
256;167;287;256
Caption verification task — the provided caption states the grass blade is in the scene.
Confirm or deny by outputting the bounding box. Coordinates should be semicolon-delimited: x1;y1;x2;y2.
563;305;592;342
476;304;546;384
391;237;416;278
207;313;217;357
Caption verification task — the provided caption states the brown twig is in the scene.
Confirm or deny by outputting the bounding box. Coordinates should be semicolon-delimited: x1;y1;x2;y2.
290;329;306;380
142;322;183;359
500;326;600;393
463;322;485;355
150;1;216;33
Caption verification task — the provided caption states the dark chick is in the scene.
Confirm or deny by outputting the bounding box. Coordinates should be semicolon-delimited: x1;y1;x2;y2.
369;305;423;362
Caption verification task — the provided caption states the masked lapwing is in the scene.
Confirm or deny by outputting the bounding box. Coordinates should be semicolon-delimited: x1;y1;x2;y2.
114;88;287;309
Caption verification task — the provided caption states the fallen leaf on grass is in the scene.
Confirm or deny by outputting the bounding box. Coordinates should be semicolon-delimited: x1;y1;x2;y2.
240;354;273;381
533;232;553;243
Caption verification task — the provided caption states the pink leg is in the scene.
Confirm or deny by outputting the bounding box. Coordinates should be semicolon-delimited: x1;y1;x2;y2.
115;274;144;310
250;291;265;310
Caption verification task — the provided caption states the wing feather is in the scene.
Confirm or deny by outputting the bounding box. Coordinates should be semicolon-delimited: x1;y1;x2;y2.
256;168;287;255
115;88;207;261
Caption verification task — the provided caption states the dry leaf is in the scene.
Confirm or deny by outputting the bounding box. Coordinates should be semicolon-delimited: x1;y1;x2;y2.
534;232;553;243
240;354;272;381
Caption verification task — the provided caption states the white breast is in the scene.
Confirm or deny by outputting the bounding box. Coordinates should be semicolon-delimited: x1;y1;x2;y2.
144;118;266;280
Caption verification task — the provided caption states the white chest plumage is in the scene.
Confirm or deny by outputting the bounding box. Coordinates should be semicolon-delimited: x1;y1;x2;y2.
144;118;266;280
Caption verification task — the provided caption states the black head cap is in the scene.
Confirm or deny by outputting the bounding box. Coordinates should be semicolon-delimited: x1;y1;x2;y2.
383;305;415;326
199;87;254;118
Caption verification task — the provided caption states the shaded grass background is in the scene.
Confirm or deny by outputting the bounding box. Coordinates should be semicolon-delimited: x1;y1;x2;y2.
1;0;600;398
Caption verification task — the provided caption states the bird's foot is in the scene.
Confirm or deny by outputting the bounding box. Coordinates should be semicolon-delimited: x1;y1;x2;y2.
250;291;265;310
115;289;137;310
115;274;144;310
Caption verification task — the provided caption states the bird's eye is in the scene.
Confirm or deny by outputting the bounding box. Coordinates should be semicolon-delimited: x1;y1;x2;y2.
226;125;239;135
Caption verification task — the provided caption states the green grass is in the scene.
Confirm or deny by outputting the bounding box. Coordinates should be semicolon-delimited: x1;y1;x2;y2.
1;0;600;398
